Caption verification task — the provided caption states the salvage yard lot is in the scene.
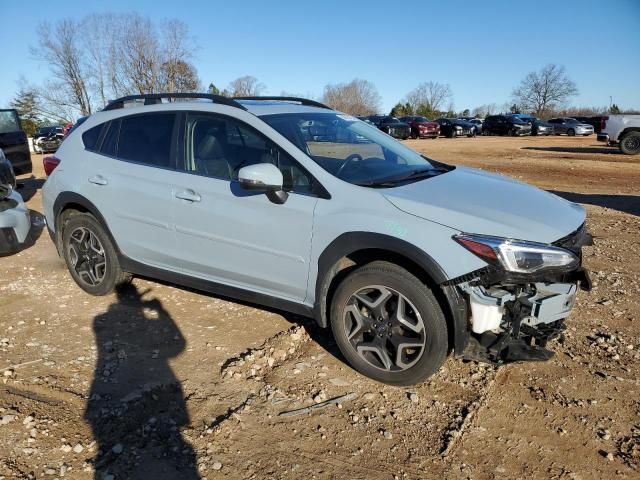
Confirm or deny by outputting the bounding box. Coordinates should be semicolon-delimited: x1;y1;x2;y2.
1;135;639;479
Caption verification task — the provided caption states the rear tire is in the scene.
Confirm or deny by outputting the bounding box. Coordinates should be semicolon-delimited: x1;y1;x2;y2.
567;128;575;136
61;213;129;296
620;131;640;155
330;261;448;386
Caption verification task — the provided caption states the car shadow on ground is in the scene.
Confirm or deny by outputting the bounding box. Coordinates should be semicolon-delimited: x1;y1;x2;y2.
550;190;640;217
17;176;46;202
522;146;621;155
85;283;200;480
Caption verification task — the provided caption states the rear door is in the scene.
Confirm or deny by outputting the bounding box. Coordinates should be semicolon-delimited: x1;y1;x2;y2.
170;111;318;302
80;112;180;271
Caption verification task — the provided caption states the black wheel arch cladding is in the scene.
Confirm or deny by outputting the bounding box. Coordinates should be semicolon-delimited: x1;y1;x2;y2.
314;231;468;355
53;191;122;256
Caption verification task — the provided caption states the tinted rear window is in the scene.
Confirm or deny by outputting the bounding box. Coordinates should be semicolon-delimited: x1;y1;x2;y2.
0;110;21;134
117;113;175;168
82;124;104;151
100;120;120;157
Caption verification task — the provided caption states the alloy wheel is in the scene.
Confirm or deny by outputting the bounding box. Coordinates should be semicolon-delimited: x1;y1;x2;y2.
342;285;426;372
67;227;107;286
622;135;640;153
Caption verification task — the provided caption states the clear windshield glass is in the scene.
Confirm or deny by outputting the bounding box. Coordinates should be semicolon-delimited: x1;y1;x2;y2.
262;112;449;186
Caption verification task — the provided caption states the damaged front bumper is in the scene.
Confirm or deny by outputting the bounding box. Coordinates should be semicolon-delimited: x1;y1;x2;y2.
450;225;592;365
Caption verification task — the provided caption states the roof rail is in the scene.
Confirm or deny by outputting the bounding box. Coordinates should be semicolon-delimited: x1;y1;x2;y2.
102;93;247;112
233;96;332;110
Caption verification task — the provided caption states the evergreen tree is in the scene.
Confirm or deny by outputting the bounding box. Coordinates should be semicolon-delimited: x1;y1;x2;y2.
10;88;42;137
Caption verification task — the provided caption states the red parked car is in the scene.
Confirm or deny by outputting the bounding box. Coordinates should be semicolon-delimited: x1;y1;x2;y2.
399;116;440;139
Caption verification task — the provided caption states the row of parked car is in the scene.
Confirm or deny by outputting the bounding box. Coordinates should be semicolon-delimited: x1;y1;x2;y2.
358;113;603;140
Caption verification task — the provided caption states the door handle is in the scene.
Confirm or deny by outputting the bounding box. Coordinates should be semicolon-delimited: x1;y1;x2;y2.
174;189;201;202
88;175;108;186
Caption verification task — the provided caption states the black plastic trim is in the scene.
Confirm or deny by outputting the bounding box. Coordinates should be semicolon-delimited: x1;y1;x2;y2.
52;191;314;318
103;93;248;111
52;192;121;256
119;256;314;319
313;232;471;354
314;232;448;322
234;96;332;110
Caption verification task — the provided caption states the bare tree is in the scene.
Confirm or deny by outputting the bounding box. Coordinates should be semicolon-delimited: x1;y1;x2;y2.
512;64;578;116
160;19;199;93
405;81;452;112
117;14;162;95
227;76;266;97
30;13;201;117
321;78;381;115
471;103;499;118
31;19;92;115
82;14;118;107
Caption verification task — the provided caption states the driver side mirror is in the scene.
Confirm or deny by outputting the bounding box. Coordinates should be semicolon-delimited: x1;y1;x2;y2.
238;163;288;204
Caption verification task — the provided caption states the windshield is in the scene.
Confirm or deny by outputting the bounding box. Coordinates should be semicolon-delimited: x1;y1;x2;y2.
510;117;527;124
262;112;451;187
0;110;21;134
414;116;430;123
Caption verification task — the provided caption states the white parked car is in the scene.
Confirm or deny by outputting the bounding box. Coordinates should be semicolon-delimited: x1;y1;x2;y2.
597;114;640;155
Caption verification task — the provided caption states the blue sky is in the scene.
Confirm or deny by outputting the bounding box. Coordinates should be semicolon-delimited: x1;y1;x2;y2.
1;0;639;114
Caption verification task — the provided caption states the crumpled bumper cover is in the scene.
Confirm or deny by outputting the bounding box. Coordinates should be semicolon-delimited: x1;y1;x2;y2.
0;190;31;255
451;223;593;364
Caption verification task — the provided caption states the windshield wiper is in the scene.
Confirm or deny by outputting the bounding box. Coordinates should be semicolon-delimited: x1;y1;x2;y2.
356;168;444;188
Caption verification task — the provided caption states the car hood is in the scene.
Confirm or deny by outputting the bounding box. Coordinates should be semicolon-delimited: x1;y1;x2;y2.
382;166;585;243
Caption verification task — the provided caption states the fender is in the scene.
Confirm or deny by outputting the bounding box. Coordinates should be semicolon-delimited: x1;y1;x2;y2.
314;231;469;355
52;191;121;256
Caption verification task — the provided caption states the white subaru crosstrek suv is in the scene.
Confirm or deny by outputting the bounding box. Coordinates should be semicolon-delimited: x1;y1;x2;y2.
42;94;592;385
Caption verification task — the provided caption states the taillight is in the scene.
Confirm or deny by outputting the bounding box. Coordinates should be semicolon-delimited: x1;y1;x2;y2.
601;116;608;131
43;156;61;176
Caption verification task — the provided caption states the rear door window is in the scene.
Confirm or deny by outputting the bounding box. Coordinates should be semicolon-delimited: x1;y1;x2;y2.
117;113;176;168
100;120;120;157
82;124;105;151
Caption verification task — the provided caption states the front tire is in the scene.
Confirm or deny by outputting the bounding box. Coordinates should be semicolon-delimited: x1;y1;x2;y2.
61;213;128;296
620;131;640;155
330;261;448;386
567;128;575;136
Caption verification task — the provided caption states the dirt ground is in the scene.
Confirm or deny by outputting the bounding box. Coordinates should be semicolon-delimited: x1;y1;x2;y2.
1;135;639;480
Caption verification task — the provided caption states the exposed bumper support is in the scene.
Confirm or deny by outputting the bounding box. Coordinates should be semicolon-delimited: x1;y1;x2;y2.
457;274;586;365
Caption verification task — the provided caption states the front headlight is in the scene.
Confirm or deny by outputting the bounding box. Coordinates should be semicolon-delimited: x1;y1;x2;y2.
454;234;579;274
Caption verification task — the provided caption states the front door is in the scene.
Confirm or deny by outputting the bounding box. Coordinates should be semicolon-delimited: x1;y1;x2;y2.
171;112;318;302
